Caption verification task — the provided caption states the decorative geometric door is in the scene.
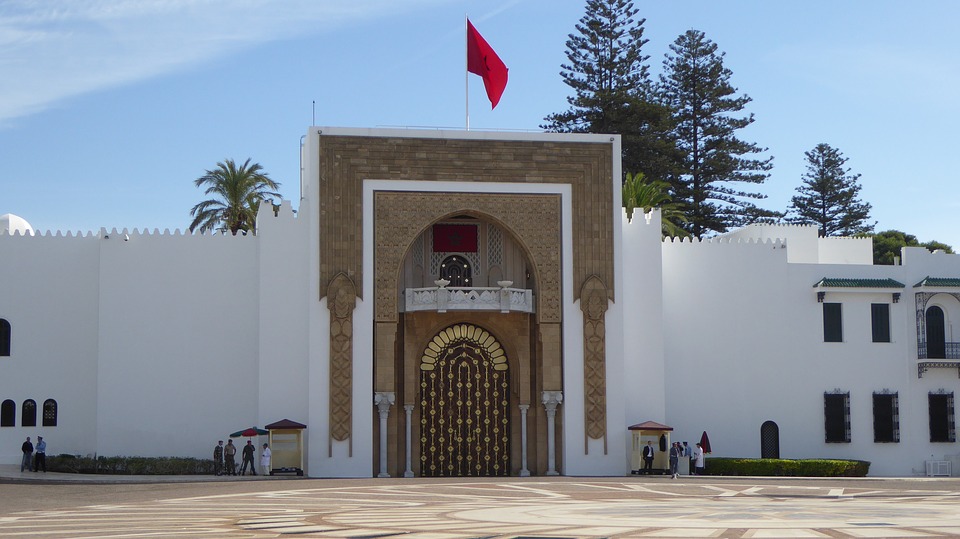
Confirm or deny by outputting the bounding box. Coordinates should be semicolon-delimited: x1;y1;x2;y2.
760;420;780;459
419;323;509;476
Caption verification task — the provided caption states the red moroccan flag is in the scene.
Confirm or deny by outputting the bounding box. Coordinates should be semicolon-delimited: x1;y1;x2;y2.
467;19;508;109
433;224;478;252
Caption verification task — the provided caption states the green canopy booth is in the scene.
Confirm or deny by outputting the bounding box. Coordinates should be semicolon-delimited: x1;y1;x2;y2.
265;419;307;476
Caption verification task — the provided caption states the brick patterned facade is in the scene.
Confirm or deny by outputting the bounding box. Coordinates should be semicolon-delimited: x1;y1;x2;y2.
315;134;615;475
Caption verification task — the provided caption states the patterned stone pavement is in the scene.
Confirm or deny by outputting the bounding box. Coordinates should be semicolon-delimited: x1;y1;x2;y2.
2;478;960;538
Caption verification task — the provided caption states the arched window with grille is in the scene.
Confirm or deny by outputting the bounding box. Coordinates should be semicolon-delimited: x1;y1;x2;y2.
760;421;780;458
22;399;36;427
0;318;10;356
440;255;472;287
42;399;58;427
0;399;14;427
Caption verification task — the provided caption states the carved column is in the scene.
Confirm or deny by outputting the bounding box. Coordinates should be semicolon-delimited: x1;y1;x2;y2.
374;392;395;478
403;404;415;477
328;273;356;456
519;404;530;477
580;276;608;454
542;391;563;476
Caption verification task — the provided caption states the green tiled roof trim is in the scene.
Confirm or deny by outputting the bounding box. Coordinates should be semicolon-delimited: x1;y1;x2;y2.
813;278;905;288
913;277;960;288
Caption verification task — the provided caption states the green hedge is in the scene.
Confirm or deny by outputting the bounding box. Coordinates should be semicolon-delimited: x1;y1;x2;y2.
701;457;870;477
46;454;215;475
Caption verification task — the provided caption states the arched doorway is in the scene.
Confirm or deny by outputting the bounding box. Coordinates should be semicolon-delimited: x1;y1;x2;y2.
760;421;780;459
927;306;946;359
419;323;509;476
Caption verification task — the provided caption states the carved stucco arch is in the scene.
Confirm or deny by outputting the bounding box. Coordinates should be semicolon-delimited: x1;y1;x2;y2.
374;191;562;324
398;209;546;298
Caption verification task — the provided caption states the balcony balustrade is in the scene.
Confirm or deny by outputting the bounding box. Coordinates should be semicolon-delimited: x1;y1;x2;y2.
917;342;960;360
403;285;534;314
917;342;960;378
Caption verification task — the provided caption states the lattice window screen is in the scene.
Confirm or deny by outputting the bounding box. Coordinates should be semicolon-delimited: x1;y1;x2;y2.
488;226;503;268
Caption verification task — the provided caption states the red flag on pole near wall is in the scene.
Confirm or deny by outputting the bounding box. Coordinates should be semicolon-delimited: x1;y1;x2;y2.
467;19;508;109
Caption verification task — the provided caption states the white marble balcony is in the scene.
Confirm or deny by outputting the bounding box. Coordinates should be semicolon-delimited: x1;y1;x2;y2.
403;282;534;314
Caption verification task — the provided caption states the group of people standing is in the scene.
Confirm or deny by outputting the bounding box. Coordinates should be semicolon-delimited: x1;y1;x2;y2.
213;439;270;476
641;439;704;478
19;436;46;473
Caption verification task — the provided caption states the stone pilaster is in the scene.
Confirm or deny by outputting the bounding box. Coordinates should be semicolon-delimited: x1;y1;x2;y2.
542;391;563;476
374;392;395;478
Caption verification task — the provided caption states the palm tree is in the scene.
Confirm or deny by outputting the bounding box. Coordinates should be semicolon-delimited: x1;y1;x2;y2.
189;158;281;235
622;171;687;238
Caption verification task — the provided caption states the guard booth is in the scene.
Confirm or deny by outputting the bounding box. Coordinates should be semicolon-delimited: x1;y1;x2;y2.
265;419;306;476
628;421;673;475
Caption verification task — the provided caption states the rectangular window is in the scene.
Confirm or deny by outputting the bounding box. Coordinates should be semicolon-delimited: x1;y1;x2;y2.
929;392;956;442
873;392;899;443
871;303;891;343
823;303;843;342
824;392;850;443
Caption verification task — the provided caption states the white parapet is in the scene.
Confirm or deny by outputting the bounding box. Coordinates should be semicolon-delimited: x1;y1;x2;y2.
403;287;535;313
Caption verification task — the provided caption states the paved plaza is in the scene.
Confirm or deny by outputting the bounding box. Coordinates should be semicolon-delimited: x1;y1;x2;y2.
2;471;960;538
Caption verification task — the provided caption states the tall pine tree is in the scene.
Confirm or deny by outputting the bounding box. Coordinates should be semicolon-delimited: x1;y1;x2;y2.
658;29;773;238
543;0;678;183
787;143;873;236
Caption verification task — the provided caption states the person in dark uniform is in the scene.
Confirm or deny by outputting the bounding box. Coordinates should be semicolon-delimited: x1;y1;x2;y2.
669;442;681;479
240;440;257;475
642;441;655;474
34;436;46;472
20;436;34;472
213;440;224;476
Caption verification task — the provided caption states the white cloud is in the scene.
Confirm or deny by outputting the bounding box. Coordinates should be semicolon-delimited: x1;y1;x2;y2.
0;0;447;124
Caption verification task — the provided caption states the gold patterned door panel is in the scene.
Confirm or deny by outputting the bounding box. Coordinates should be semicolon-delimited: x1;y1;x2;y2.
420;324;509;477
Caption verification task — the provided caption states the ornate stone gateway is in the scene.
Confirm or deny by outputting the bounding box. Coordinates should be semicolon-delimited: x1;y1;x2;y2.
419;324;509;476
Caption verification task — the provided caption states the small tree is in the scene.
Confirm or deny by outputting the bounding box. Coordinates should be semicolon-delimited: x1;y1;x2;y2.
871;230;954;265
787;143;873;236
622;172;687;237
189;158;281;235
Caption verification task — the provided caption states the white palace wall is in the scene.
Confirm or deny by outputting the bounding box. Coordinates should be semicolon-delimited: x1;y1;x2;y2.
95;228;260;458
0;203;310;465
0;232;101;462
661;236;796;462
660;228;960;476
620;210;668;466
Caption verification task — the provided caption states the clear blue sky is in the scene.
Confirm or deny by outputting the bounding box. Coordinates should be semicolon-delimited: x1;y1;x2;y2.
2;0;959;247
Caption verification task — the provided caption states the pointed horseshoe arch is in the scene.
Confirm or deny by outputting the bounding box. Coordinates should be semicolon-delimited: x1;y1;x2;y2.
419;323;510;476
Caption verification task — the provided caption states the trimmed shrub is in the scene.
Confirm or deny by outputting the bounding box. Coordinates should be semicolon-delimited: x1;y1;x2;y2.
46;454;216;475
701;457;870;477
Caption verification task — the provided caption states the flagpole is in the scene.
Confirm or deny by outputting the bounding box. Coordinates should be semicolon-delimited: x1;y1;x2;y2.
465;14;470;130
